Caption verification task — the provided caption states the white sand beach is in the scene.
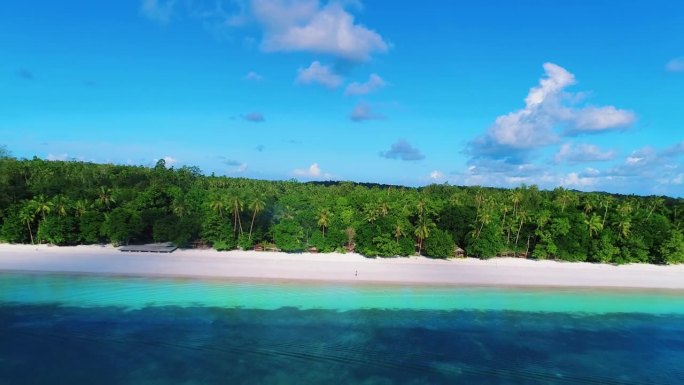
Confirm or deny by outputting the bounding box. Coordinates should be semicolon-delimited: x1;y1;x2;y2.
1;243;684;289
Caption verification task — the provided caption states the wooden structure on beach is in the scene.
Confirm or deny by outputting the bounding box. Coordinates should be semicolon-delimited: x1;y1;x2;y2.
119;242;177;253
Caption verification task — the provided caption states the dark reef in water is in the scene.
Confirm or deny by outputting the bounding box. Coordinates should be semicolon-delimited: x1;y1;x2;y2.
1;305;683;384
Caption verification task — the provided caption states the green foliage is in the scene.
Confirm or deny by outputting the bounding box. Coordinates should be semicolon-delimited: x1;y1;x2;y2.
1;154;684;265
272;219;305;252
102;208;142;246
0;205;29;243
466;223;504;259
37;215;77;245
660;230;684;264
79;211;105;244
237;233;253;250
424;228;455;259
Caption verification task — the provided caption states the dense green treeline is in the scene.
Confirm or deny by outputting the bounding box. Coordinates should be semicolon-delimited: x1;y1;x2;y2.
1;152;683;264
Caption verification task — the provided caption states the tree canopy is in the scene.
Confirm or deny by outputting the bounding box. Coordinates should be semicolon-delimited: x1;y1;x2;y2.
1;155;683;264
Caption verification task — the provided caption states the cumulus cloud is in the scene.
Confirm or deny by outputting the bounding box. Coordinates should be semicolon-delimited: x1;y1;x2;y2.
569;106;635;134
296;61;343;88
244;71;264;81
243;111;265;122
429;170;444;181
253;0;389;61
379;139;425;161
554;143;616;163
293;162;332;179
345;74;386;96
467;63;635;165
666;57;684;73
140;0;176;23
560;172;597;188
163;155;178;166
350;102;382;122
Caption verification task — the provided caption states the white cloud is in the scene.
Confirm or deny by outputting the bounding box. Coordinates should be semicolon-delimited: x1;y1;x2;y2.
345;74;386;96
554;143;615;163
666;57;684;73
429;170;444;181
163;156;178;166
253;0;389;61
468;62;635;166
293;162;332;179
140;0;176;23
350;102;383;122
560;172;596;187
570;106;635;133
47;153;69;161
295;61;343;88
244;71;264;81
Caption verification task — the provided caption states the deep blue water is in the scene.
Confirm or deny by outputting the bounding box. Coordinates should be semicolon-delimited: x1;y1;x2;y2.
1;274;684;384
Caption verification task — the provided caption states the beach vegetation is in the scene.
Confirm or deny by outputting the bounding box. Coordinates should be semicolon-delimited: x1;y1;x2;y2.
0;154;683;264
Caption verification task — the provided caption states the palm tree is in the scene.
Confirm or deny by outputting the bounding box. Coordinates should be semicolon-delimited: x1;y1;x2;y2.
414;221;431;256
599;195;614;228
230;195;244;235
363;203;379;223
209;194;226;218
584;213;604;238
172;195;187;218
647;196;664;220
614;217;632;239
554;187;577;213
345;227;356;250
74;199;90;217
317;208;331;237
19;206;35;245
394;222;404;244
33;195;53;219
511;189;523;218
97;187;115;209
248;197;266;241
52;195;69;217
514;210;530;248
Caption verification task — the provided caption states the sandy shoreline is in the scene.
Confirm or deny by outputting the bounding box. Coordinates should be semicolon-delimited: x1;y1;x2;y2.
1;244;684;289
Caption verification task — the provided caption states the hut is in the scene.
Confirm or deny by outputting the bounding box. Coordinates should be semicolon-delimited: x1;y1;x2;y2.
307;246;319;253
253;244;265;252
454;246;465;258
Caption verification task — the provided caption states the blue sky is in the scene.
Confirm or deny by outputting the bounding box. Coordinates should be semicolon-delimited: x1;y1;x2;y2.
1;0;683;196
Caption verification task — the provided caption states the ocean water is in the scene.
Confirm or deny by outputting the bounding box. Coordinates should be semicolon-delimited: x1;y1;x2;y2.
1;273;684;384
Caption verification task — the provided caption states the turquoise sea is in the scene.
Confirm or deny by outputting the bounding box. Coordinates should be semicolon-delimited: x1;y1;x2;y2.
1;272;684;384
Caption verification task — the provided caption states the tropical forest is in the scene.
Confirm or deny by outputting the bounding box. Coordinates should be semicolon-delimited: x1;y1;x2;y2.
1;150;683;264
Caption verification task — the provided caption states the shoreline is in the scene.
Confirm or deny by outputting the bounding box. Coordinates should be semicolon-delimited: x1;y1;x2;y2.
2;244;684;289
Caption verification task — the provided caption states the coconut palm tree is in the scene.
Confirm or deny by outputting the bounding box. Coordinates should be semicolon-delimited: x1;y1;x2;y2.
647;196;664;220
514;209;530;249
209;194;226;219
317;208;331;237
584;213;604;238
414;221;431;256
19;206;35;245
97;187;115;209
394;221;404;244
52;195;69;217
33;195;53;219
248;197;266;241
599;195;614;228
230;195;244;235
73;199;90;217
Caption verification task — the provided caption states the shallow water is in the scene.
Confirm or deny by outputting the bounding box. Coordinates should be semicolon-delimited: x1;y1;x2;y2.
1;273;683;384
